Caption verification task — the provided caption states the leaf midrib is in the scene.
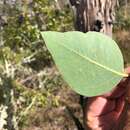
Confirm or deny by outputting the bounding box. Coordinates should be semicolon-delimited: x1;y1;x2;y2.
57;42;128;77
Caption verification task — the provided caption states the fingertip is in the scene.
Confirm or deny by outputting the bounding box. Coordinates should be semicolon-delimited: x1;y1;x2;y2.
124;67;130;74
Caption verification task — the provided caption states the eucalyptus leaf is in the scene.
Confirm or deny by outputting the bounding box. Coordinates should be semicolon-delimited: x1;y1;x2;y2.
41;31;128;96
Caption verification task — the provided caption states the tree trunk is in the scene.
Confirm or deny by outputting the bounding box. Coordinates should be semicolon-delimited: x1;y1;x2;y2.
70;0;118;36
69;0;130;130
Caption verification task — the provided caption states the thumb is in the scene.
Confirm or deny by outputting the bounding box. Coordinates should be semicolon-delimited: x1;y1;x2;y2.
124;67;130;74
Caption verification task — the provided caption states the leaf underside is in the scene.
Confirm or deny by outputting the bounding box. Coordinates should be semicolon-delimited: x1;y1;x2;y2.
41;31;126;96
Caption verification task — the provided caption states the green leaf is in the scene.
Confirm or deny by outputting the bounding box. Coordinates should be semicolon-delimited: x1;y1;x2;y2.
41;31;128;96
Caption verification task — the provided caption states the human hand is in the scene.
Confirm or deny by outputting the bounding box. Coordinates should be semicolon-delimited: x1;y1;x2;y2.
84;67;130;130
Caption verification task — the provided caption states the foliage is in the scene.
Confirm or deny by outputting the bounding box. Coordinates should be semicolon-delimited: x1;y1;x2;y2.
2;0;73;63
0;0;73;129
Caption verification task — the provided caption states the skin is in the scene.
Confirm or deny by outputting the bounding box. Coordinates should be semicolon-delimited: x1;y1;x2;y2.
84;67;130;130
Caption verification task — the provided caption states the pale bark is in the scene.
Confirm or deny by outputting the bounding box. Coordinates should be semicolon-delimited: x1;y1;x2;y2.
70;0;118;37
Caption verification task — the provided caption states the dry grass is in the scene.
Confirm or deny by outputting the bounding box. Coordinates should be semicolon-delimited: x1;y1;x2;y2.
114;30;130;65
